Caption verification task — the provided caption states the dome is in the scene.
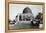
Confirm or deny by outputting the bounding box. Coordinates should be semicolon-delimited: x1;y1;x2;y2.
23;7;32;13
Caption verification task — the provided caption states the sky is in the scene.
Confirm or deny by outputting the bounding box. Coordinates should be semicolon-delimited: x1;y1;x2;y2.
9;4;43;20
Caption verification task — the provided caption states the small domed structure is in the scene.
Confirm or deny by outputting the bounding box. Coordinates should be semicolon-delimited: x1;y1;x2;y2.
23;7;32;13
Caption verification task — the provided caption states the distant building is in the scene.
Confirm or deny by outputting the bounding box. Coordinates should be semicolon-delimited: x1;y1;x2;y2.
15;7;34;24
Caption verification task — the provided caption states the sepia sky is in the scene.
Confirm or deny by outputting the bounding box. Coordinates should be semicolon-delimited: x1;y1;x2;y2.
9;4;43;20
